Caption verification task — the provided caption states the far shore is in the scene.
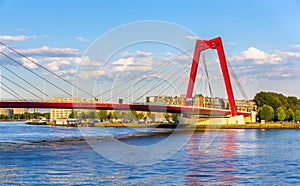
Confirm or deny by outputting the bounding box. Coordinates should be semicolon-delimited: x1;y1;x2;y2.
1;119;300;130
88;122;300;130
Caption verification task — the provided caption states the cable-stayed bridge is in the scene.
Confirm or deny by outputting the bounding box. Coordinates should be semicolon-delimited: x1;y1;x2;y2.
0;37;253;120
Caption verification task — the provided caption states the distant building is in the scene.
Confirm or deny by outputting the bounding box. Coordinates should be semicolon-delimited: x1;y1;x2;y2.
50;97;97;120
146;95;183;105
0;108;14;116
13;108;29;114
146;94;256;112
50;108;72;121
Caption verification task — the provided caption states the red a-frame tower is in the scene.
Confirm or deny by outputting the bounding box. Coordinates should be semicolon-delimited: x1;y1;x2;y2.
186;37;237;116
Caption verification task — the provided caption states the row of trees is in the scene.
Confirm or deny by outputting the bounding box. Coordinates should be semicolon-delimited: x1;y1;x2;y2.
254;91;300;122
0;112;50;120
70;110;178;123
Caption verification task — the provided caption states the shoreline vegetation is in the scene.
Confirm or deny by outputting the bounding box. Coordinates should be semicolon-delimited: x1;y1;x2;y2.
1;119;300;130
1;91;300;130
254;91;300;122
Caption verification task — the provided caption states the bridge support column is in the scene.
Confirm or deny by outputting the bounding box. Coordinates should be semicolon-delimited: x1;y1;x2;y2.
185;37;237;116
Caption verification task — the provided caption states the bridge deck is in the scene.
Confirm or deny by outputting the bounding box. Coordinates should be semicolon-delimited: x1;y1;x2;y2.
0;101;252;117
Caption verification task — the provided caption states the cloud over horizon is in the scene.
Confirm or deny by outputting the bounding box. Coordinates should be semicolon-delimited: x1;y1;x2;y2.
0;35;37;43
229;46;300;82
17;46;79;57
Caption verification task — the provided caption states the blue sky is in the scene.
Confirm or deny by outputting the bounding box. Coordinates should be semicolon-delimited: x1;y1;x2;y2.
1;0;300;100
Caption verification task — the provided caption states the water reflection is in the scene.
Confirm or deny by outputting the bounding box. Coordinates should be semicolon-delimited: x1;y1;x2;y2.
184;132;203;185
184;130;239;185
1;122;300;184
218;130;238;185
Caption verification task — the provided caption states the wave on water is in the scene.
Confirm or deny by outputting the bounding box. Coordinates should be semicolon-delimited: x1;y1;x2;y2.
0;128;174;151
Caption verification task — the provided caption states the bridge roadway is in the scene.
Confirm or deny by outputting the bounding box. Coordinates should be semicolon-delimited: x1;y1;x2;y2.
0;101;251;117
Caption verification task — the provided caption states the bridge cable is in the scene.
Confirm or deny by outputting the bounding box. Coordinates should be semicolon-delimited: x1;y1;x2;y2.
1;81;25;100
0;41;95;98
121;53;191;102
101;49;194;101
202;52;213;97
157;63;191;96
0;51;72;97
163;52;213;99
97;49;193;99
0;63;50;98
144;55;193;99
1;74;46;100
1;86;24;101
107;60;176;102
132;55;192;102
227;59;248;100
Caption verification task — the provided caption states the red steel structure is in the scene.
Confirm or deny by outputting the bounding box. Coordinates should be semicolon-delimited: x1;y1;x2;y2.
0;37;246;117
186;37;238;116
0;101;251;117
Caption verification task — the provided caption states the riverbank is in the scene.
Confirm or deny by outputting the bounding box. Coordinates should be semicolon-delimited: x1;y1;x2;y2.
196;122;300;130
78;122;300;130
4;119;300;129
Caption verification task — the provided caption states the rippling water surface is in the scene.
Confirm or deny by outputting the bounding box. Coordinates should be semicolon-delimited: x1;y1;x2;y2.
1;122;300;185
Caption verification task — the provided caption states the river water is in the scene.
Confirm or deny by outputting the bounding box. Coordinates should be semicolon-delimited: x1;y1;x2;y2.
0;122;300;185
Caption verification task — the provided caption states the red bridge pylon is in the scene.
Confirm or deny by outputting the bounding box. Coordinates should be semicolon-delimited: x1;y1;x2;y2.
186;37;237;116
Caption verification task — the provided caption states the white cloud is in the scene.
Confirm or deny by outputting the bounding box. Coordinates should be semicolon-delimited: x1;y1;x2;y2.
78;68;112;80
228;46;300;83
79;56;101;66
17;46;79;57
288;44;300;49
112;57;134;66
44;60;71;71
112;57;152;72
44;57;82;64
135;50;152;58
20;57;40;69
76;36;90;42
120;50;152;58
184;35;199;40
0;35;36;43
233;47;282;65
275;50;300;60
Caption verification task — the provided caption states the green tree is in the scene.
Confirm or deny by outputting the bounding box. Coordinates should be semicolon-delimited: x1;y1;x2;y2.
69;110;75;118
254;91;282;111
259;105;274;121
276;107;286;122
33;112;41;119
294;110;300;121
98;110;107;121
286;108;294;121
0;114;6;119
137;112;145;120
107;112;113;120
131;110;138;118
114;110;122;120
171;113;178;122
287;96;298;112
42;112;50;119
164;113;170;121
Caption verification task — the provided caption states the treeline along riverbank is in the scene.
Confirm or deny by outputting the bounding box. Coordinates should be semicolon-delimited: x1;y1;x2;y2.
254;91;300;122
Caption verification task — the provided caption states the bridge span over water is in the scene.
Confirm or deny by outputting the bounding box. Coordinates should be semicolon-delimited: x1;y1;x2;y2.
0;37;254;120
0;101;252;117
